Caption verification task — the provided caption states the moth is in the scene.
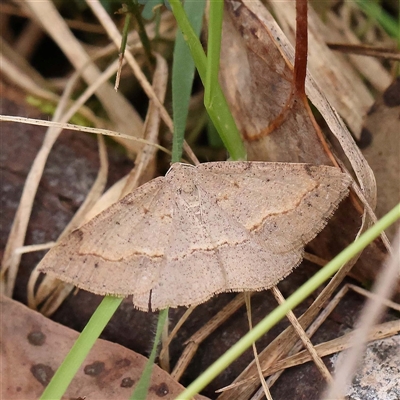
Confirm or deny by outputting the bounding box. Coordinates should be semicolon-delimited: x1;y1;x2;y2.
38;162;351;311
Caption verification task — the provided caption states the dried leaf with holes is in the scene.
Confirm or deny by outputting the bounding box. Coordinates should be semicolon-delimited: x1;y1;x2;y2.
38;162;351;311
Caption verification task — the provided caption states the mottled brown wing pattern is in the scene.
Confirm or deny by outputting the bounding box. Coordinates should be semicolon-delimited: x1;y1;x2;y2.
38;162;351;311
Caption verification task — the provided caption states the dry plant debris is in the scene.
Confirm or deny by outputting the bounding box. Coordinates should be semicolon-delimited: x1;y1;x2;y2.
1;0;398;398
360;77;400;241
0;295;208;400
38;161;350;311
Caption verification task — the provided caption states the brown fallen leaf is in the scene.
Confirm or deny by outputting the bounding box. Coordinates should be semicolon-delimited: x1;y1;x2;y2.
270;1;383;137
326;43;400;61
220;0;376;204
219;0;391;294
38;162;350;311
359;77;400;241
0;295;208;400
220;0;332;164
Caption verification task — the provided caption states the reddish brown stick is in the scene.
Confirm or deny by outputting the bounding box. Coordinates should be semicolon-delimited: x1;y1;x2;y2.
294;0;308;95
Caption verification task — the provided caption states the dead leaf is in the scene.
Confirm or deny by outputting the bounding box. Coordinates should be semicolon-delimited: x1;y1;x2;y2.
38;162;351;311
0;296;208;400
359;77;400;241
220;1;332;164
221;0;376;207
219;0;391;295
270;1;382;137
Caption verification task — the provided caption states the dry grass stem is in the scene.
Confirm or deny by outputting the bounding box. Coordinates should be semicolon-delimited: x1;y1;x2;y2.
0;116;172;156
217;285;400;396
245;293;273;400
121;54;168;197
172;294;246;381
27;135;108;312
1;72;80;297
270;286;333;383
14;243;56;255
325;232;400;399
24;0;144;141
160;306;196;366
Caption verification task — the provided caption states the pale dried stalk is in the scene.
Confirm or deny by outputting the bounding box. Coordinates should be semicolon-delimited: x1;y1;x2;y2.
14;19;43;59
85;0;199;166
27;135;108;312
303;252;328;267
14;243;55;255
245;293;273;400
347;284;400;312
160;306;196;365
1;56;125;297
325;231;400;399
121;54;168;197
22;0;144;151
0;72;78;296
216;254;361;399
160;317;170;373
0;116;172;156
327;11;392;93
172;295;246;380
270;286;333;383
269;320;398;377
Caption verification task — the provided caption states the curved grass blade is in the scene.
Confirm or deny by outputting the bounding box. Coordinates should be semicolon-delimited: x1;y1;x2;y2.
178;203;400;398
40;296;123;399
172;0;206;163
355;0;400;44
130;308;169;399
169;0;247;161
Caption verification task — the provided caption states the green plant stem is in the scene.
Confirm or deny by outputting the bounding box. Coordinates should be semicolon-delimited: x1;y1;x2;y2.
178;203;400;399
171;0;205;163
205;0;223;108
355;0;400;45
128;0;155;66
40;296;123;400
169;0;247;161
130;308;169;399
119;7;132;59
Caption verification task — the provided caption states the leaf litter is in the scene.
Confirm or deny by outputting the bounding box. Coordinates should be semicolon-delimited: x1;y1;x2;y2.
2;0;396;396
38;161;351;311
0;295;208;400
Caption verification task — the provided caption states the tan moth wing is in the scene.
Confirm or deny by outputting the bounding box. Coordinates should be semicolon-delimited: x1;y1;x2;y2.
38;162;351;311
38;177;169;298
195;162;352;252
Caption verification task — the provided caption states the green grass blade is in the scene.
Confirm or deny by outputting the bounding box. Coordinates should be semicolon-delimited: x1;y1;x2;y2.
40;296;123;400
205;0;223;108
128;0;155;66
130;308;169;399
178;203;400;398
355;0;400;44
171;0;206;163
169;0;247;161
119;5;131;60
